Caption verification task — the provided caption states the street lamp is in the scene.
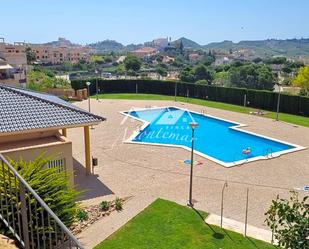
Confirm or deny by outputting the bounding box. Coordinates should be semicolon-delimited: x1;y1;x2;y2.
276;83;281;121
188;122;198;207
86;81;91;113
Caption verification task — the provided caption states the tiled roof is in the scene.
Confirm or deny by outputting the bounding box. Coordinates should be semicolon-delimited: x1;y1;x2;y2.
0;84;105;134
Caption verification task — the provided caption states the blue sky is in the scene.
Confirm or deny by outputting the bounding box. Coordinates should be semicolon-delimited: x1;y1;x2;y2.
2;0;309;45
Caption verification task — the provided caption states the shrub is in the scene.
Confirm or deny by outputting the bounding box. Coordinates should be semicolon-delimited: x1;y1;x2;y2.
8;155;79;227
265;192;309;249
100;201;111;211
1;155;80;247
76;209;89;221
115;197;123;211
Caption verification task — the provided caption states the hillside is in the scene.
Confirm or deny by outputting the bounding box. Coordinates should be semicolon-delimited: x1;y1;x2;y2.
89;40;125;52
204;38;309;57
173;37;202;49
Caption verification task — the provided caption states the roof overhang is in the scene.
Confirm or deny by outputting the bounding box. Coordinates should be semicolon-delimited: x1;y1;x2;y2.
0;120;104;137
0;64;13;70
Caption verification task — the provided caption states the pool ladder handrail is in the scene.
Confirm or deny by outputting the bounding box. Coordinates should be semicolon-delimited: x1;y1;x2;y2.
201;109;207;115
136;124;142;132
265;148;273;158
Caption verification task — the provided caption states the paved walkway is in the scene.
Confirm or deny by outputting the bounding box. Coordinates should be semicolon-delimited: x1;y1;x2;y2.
69;99;308;247
77;195;155;248
205;214;274;243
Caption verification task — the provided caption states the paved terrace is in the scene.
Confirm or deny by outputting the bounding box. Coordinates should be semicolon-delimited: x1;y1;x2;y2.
69;99;308;247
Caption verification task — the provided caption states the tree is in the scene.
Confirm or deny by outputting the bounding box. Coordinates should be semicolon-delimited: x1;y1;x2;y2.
62;61;74;71
25;46;36;64
179;40;184;54
213;71;230;86
293;64;309;96
179;66;195;82
253;57;262;64
156;66;167;78
91;54;105;64
194;64;213;84
265;192;308;249
202;55;215;66
264;57;287;65
171;56;185;68
156;54;163;63
124;54;141;72
229;64;276;90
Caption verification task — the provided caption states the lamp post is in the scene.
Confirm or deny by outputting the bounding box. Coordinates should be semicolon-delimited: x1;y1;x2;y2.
86;81;91;113
188;122;198;207
276;83;281;121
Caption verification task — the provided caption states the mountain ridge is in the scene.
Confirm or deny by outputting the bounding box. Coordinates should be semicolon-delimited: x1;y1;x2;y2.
46;37;309;57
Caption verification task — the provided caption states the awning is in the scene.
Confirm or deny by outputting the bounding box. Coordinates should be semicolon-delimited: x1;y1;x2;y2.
0;64;13;70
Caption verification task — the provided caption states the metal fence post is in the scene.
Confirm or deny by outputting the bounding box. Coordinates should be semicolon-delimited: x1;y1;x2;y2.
220;181;228;228
174;82;177;102
244;188;249;237
19;183;30;249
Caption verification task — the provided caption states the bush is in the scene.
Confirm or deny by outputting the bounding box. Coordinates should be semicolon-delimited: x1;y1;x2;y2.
100;201;111;211
2;155;80;247
8;155;79;227
265;192;308;249
115;197;123;211
76;209;89;221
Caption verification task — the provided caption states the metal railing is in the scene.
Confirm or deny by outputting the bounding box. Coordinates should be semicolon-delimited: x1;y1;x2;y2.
0;154;84;249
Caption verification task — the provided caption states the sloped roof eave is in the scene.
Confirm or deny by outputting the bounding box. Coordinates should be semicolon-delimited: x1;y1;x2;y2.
0;121;103;137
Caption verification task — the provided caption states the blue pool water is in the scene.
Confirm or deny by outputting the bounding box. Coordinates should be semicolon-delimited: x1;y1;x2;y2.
125;107;296;165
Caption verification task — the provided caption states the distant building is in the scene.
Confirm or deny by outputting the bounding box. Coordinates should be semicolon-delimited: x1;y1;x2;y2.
162;55;174;63
214;56;231;65
130;47;157;58
144;37;169;48
188;53;203;62
31;44;91;64
0;38;27;86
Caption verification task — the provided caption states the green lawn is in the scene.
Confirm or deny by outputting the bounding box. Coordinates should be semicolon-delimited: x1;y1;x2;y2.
93;93;309;128
95;199;275;249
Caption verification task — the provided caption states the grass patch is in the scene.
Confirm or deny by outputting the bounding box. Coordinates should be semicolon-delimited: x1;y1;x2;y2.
95;199;275;249
93;93;309;128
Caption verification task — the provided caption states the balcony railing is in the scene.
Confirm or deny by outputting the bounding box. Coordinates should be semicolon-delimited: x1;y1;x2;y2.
0;154;84;249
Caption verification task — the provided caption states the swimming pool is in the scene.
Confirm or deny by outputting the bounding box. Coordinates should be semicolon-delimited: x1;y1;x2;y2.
122;107;305;167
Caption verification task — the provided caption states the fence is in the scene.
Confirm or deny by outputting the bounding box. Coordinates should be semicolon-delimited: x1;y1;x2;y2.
0;154;84;249
71;79;309;116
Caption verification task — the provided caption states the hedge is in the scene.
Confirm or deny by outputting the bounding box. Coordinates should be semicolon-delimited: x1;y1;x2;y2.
71;79;309;116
